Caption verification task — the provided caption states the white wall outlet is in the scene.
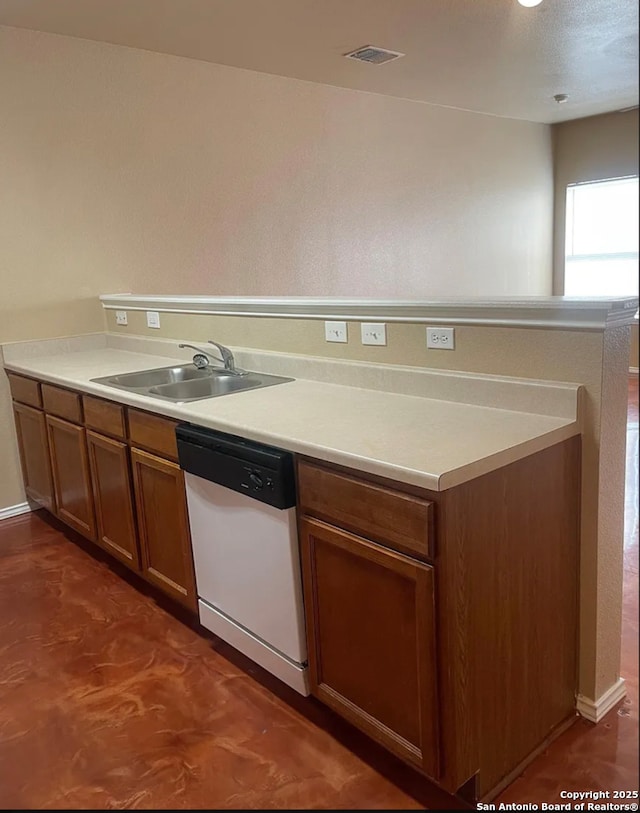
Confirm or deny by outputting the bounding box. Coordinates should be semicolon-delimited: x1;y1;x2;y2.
146;311;161;329
361;322;387;346
325;321;348;343
115;310;128;326
426;326;455;350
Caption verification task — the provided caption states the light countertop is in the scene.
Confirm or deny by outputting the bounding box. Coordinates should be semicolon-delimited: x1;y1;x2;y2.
3;344;581;492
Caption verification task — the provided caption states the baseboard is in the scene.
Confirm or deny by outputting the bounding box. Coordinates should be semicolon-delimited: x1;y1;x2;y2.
576;677;627;723
0;501;32;521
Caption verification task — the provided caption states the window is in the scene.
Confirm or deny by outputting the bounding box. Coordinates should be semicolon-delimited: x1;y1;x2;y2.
564;176;639;297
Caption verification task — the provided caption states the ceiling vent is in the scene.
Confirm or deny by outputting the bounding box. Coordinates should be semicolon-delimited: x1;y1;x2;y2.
343;45;405;65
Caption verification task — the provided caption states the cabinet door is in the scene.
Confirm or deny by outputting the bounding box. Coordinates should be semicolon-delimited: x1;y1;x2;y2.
12;402;54;511
87;430;140;571
300;517;440;778
130;447;196;610
46;415;96;541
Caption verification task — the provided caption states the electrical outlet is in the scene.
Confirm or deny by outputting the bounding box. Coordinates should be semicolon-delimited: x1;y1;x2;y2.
146;311;161;329
325;321;348;343
426;327;455;350
115;310;128;326
361;323;387;346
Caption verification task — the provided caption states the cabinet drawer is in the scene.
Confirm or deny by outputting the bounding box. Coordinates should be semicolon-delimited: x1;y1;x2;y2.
7;373;42;408
128;408;179;461
42;383;83;423
297;461;434;561
83;395;126;439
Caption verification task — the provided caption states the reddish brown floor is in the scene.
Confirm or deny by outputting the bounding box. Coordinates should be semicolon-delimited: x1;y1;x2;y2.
0;379;638;810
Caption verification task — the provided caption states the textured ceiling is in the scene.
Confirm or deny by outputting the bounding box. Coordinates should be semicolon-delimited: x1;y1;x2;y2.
0;0;637;123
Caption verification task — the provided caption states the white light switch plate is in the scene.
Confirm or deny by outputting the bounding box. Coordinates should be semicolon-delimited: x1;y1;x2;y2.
146;311;161;329
361;323;387;346
426;326;455;350
115;310;128;326
325;321;348;343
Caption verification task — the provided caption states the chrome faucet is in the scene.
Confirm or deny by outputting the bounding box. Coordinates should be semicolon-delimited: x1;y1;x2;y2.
178;340;244;375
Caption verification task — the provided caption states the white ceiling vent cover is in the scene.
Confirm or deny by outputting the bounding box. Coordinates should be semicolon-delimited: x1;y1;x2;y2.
343;45;405;65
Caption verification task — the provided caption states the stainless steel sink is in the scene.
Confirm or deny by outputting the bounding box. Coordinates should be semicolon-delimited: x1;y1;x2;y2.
91;364;293;403
104;365;215;389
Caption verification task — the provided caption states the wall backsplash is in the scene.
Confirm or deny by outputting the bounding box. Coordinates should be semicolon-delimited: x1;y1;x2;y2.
105;308;600;380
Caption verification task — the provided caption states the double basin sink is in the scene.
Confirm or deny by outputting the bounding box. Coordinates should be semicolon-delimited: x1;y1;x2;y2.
92;364;292;403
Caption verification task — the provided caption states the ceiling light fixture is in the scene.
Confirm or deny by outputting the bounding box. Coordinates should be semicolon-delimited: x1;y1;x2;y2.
518;0;543;7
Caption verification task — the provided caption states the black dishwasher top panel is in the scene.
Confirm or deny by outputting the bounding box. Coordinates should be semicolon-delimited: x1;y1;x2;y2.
176;423;296;509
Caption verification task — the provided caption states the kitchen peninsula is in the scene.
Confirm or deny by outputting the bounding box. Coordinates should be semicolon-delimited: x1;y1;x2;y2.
2;294;636;800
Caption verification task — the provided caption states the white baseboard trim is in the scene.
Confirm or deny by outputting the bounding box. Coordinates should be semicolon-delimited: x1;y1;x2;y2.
576;677;627;723
0;501;32;521
630;366;639;376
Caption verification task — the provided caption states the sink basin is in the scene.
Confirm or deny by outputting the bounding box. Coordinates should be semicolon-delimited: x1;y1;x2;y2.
103;365;218;389
91;364;293;403
147;373;289;401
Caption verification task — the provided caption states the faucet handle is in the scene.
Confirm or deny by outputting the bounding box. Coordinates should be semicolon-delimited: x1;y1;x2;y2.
207;339;232;362
207;339;246;375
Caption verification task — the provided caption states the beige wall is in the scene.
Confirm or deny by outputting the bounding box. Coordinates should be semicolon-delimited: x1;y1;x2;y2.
0;24;554;309
552;109;640;367
0;23;555;512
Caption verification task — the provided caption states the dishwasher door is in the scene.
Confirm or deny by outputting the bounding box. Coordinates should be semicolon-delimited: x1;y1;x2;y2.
185;472;308;667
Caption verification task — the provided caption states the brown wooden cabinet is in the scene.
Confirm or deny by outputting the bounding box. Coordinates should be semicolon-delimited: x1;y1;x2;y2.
12;402;55;511
130;447;196;610
9;376;197;611
87;430;140;569
46;414;96;542
298;444;581;800
300;516;440;778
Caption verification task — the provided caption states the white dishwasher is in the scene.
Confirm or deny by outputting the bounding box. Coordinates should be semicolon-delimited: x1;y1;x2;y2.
176;424;309;695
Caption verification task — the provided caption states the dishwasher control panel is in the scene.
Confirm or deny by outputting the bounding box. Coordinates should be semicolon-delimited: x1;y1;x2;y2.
176;424;296;509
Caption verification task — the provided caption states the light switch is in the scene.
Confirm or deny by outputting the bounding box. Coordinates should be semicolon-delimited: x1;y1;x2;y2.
146;311;161;329
115;310;128;326
361;323;387;346
325;321;348;343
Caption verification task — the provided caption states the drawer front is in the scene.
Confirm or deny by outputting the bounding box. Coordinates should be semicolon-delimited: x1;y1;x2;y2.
7;373;42;408
297;461;434;561
83;395;126;439
42;383;83;423
128;408;179;461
